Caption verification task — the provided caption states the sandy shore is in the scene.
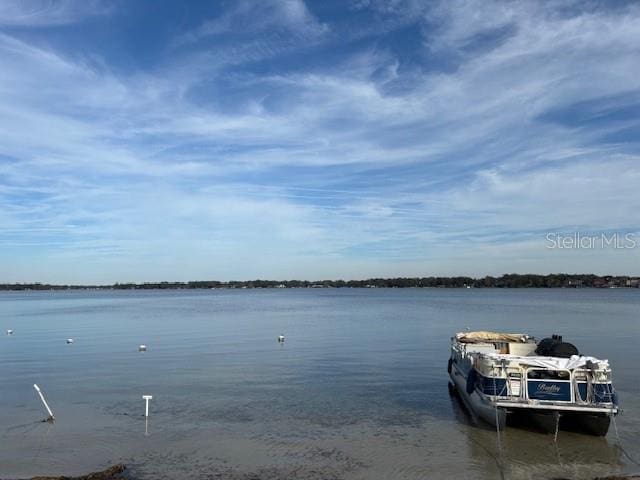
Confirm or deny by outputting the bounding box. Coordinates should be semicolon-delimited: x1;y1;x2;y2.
6;465;126;480
5;463;640;480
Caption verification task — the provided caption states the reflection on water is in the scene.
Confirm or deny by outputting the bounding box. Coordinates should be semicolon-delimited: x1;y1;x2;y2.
447;386;624;479
0;288;639;479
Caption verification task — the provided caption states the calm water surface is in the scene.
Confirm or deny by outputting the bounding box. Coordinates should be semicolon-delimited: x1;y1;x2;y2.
1;288;639;479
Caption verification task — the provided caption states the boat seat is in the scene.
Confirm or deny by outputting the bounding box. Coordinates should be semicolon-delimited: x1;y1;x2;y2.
466;344;500;354
509;342;537;356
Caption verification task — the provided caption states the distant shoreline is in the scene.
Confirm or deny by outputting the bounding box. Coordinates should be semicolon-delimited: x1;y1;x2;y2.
1;274;638;291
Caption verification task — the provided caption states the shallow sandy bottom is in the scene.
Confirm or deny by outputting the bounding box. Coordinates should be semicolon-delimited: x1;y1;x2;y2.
2;289;640;480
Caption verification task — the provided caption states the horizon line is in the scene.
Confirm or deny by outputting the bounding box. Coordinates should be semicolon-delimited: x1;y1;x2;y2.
1;273;638;289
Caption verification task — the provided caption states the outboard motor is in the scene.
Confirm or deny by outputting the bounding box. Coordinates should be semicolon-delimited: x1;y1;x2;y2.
535;334;579;358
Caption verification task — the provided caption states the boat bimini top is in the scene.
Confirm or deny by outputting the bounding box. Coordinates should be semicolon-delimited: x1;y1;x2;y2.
455;331;533;344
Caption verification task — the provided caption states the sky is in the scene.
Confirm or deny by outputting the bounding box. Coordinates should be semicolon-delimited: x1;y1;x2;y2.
1;0;639;284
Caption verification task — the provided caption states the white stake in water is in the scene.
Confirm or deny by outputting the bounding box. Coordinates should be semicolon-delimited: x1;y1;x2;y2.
142;395;153;417
33;384;55;421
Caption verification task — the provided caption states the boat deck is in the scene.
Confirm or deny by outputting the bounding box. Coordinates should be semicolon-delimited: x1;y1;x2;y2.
492;398;618;414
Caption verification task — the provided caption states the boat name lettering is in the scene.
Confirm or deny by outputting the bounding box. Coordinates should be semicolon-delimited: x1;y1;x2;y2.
536;383;561;394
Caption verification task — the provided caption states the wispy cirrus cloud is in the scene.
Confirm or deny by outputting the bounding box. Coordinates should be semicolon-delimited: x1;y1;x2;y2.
176;0;328;51
0;0;639;282
0;0;112;27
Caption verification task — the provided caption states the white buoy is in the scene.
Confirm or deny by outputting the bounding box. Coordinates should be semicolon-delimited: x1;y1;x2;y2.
277;335;285;343
142;395;153;417
138;344;147;352
7;329;13;335
66;338;74;344
33;384;55;421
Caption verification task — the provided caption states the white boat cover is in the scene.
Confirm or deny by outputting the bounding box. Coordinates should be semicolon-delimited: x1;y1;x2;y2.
479;353;610;370
456;331;530;343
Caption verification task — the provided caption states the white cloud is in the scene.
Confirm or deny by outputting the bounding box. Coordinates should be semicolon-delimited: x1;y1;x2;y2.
1;1;640;282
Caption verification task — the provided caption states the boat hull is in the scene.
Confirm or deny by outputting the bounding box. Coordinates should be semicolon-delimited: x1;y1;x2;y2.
560;412;611;436
449;362;506;429
508;409;611;436
508;409;559;433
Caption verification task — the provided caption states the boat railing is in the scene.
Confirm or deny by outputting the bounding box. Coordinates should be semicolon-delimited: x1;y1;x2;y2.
473;363;616;408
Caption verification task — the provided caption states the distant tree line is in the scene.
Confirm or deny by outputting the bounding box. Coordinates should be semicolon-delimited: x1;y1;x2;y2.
0;274;638;291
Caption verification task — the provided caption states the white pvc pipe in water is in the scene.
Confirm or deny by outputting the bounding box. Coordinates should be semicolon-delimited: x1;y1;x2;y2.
33;384;55;421
142;395;152;417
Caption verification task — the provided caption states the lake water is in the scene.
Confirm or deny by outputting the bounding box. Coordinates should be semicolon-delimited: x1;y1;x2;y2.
1;288;639;479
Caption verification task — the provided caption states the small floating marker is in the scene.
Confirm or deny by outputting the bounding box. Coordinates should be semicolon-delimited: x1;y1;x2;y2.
33;384;55;422
138;344;147;352
7;329;13;335
142;395;153;417
277;335;285;343
66;338;74;344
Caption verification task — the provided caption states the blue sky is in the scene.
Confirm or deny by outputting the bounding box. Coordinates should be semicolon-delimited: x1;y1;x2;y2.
1;0;639;283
